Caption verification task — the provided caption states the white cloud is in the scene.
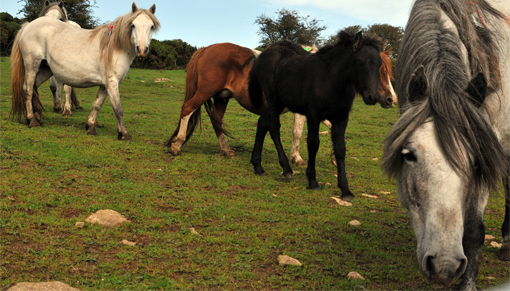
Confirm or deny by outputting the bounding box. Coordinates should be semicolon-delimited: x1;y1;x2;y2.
267;0;414;27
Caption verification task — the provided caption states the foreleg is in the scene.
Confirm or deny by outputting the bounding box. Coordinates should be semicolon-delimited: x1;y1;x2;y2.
62;85;73;117
267;107;293;179
499;158;510;261
331;118;354;201
290;113;307;166
251;111;270;176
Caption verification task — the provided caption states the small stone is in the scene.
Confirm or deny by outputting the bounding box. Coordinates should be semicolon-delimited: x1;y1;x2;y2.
485;234;495;240
351;157;360;161
85;209;130;227
277;255;302;266
190;227;202;237
7;281;81;291
490;241;502;248
362;193;378;199
379;191;391;195
121;239;136;246
330;197;352;207
75;222;85;228
487;276;496;280
272;194;278;198
348;220;361;226
319;131;329;135
347;271;365;280
372;157;379;161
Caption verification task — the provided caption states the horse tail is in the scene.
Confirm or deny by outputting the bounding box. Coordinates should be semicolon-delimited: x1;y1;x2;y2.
10;23;28;122
203;99;233;139
10;23;44;123
70;88;81;109
166;47;208;147
248;58;264;111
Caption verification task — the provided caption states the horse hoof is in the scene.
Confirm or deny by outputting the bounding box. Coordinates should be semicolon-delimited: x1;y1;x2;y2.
498;244;510;261
86;126;97;136
283;172;293;180
222;150;237;157
53;108;63;114
63;110;72;117
75;106;84;110
34;112;42;121
291;158;306;167
341;193;354;202
28;119;40;128
307;185;320;190
255;171;266;176
119;132;132;141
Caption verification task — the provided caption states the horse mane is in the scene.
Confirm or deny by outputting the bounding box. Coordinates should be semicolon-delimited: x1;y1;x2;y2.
89;8;160;66
317;31;384;55
380;49;394;81
39;2;68;21
383;0;507;193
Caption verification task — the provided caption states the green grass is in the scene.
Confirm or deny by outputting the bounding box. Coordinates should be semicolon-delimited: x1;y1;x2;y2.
1;56;508;290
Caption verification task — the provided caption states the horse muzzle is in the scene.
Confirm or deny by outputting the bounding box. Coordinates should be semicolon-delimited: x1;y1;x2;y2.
136;46;149;57
421;254;467;286
362;93;379;106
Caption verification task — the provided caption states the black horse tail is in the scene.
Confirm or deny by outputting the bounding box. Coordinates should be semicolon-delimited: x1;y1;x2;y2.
166;107;202;147
203;99;233;139
248;60;264;111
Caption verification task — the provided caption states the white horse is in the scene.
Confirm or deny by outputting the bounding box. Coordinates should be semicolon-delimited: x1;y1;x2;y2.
39;0;83;116
10;2;160;140
382;0;509;290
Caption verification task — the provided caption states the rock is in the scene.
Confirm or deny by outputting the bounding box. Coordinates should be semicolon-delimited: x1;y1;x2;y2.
154;78;173;83
372;157;379;161
85;209;130;227
277;255;302;266
347;271;365;280
348;220;361;226
190;227;202;237
490;241;502;248
330;197;352;207
272;194;278;198
75;222;85;228
485;234;495;240
121;239;136;246
7;281;81;291
361;193;378;199
319;131;329;135
379;191;391;195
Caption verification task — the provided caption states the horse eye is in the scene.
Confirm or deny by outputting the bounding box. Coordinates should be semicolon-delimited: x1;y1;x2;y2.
403;152;417;162
151;25;154;30
402;148;417;163
131;24;135;28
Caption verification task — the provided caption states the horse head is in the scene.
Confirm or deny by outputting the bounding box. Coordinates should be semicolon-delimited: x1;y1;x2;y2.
348;31;383;106
378;48;397;108
40;0;68;22
130;3;158;57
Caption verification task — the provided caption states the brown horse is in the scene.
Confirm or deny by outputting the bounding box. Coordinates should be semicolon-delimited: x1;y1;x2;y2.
167;42;396;159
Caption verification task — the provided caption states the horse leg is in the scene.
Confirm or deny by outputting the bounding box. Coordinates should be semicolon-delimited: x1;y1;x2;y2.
267;107;293;179
62;84;73;117
499;159;510;261
49;76;63;113
331;118;354;201
290;113;307;166
170;92;210;155
305;115;321;190
457;199;487;290
251;111;270;176
210;97;236;157
86;86;108;136
105;83;131;140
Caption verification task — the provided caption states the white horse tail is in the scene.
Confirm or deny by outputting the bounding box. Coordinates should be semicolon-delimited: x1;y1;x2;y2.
10;23;43;123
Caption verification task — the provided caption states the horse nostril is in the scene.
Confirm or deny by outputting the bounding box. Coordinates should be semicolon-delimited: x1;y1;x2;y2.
425;255;435;275
455;258;467;278
386;97;393;105
136;46;140;53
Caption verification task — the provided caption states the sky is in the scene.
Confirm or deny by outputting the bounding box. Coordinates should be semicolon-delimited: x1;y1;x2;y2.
0;0;414;49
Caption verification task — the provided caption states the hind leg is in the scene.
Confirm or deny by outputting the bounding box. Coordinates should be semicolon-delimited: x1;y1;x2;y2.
251;111;270;175
169;91;211;155
267;106;293;179
499;158;510;261
290;113;307;166
24;65;52;127
49;76;63;113
62;85;73;117
210;97;236;157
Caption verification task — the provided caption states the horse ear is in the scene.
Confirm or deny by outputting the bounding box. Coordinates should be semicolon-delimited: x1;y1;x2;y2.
45;0;51;6
384;48;392;56
132;2;138;13
407;65;429;102
466;73;487;108
59;1;64;9
354;31;363;51
149;4;156;14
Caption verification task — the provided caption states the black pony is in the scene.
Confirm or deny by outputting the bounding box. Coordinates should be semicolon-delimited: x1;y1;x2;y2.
248;31;384;201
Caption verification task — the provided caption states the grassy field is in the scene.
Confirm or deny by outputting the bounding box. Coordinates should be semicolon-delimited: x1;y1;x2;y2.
0;56;508;290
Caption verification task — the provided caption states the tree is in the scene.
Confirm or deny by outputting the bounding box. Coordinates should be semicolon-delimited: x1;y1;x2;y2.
254;8;326;48
0;12;22;56
17;0;99;28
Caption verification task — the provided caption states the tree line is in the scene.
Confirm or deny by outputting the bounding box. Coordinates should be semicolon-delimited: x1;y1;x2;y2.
1;1;404;70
